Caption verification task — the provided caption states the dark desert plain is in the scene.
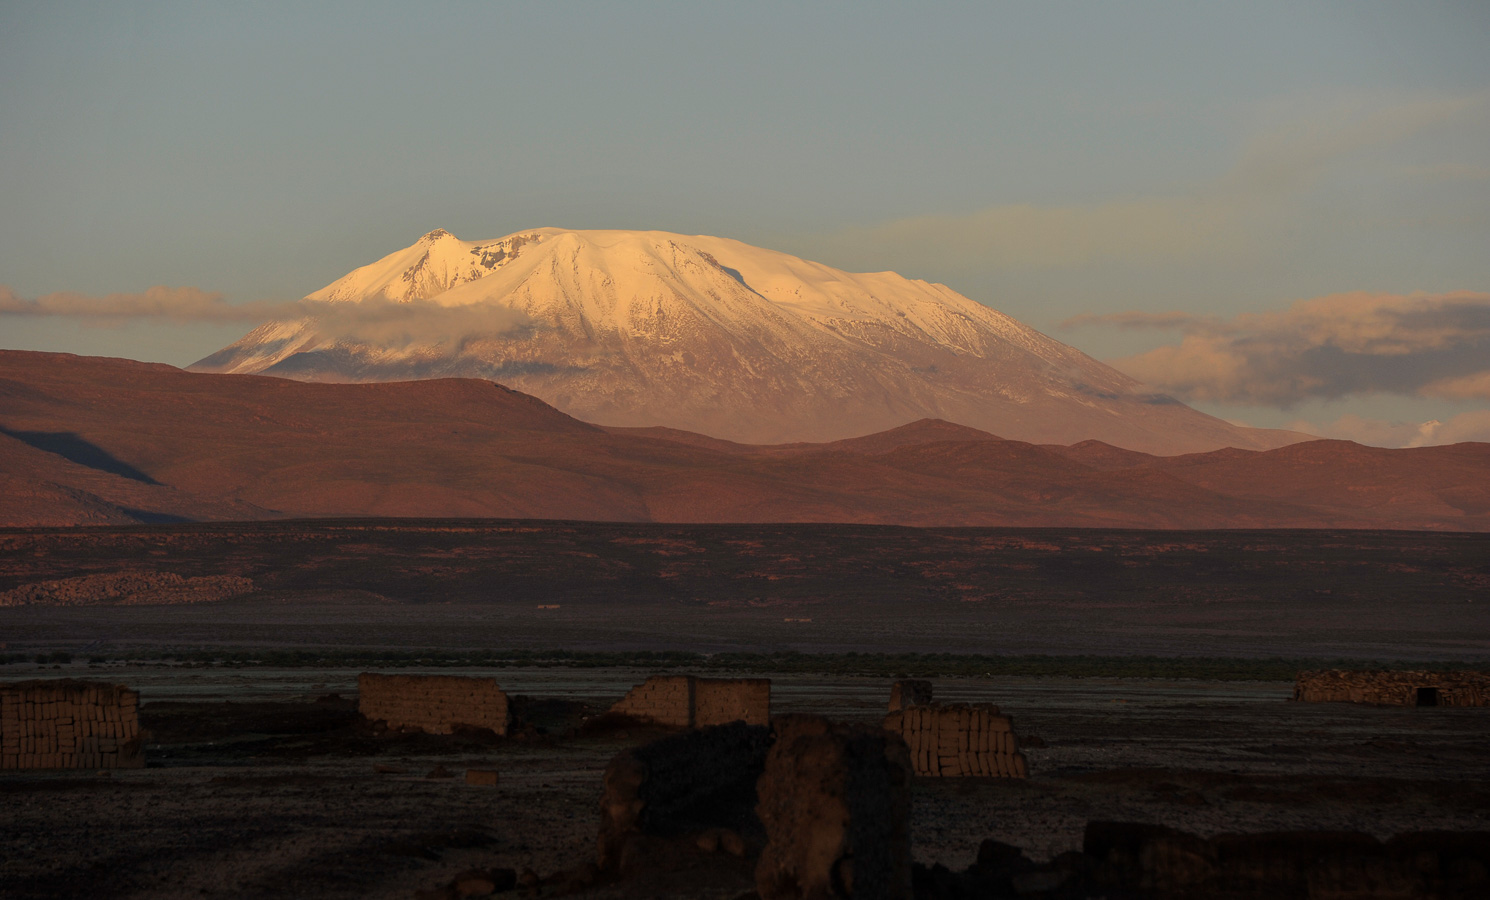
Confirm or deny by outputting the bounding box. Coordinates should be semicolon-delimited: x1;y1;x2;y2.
3;354;1490;899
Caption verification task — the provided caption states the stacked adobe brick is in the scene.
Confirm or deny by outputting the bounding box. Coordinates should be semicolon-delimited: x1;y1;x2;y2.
1;680;143;769
1293;670;1488;706
609;675;771;728
883;703;1026;778
357;673;511;735
881;680;1026;778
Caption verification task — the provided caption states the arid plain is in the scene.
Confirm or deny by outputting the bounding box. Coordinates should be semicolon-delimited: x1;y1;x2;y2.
3;521;1488;898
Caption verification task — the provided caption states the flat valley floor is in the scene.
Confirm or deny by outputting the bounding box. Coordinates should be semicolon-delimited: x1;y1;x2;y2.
3;520;1489;659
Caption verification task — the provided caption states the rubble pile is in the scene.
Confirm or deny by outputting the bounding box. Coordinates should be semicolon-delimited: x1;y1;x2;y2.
917;821;1490;898
0;571;254;607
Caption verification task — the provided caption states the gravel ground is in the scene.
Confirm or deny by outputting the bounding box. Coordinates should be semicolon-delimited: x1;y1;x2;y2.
2;667;1488;899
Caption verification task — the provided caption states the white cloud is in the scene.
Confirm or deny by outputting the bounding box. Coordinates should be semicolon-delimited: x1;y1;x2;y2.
1065;291;1490;405
1288;410;1490;448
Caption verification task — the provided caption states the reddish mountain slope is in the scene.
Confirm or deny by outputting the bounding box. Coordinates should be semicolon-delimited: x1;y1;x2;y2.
1145;440;1490;526
1;350;1486;530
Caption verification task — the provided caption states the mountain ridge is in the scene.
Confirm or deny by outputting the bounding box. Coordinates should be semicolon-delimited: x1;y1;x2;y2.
4;349;1486;531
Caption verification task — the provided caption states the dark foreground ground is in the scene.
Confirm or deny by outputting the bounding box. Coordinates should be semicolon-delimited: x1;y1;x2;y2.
2;665;1488;899
3;521;1487;897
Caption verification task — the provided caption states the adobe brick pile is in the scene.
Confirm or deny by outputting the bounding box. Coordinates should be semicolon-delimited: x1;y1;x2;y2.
1294;669;1489;706
609;675;771;728
1;680;143;769
357;673;510;735
883;703;1026;778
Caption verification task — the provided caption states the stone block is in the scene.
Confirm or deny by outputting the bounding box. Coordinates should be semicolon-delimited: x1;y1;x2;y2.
756;715;913;900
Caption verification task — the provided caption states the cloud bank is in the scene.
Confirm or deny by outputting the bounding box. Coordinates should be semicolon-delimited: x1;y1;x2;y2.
303;299;532;352
795;92;1488;274
0;285;531;353
1065;291;1490;405
0;285;300;323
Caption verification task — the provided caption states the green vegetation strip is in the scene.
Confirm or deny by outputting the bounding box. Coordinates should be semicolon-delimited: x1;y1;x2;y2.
5;649;1485;681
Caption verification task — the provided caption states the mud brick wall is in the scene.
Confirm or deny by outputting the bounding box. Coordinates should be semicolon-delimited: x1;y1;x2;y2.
1;680;143;769
882;703;1026;778
357;673;510;735
693;677;771;727
610;675;695;728
1293;670;1489;707
610;676;771;728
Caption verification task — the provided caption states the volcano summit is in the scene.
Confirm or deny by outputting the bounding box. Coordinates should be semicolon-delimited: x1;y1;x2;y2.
193;228;1300;453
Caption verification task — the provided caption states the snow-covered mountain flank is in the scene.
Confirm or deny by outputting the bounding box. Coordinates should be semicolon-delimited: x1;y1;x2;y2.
192;228;1304;453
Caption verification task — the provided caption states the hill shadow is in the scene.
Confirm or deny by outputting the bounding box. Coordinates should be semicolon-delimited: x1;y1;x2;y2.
2;428;161;484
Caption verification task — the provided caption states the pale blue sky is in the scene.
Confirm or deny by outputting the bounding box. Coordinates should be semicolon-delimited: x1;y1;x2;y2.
3;2;1488;443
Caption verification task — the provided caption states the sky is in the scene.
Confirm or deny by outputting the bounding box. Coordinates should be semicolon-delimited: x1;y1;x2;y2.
2;1;1489;446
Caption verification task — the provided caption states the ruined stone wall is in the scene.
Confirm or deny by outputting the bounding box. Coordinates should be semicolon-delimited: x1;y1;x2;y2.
1294;670;1489;707
882;704;1026;778
1;680;143;769
694;678;771;727
610;675;770;728
609;675;695;728
357;673;510;735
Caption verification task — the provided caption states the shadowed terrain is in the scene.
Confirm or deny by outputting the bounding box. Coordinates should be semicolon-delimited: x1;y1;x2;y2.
2;520;1487;659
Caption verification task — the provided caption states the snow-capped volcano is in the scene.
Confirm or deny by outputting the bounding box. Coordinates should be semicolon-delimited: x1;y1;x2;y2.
192;228;1302;452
